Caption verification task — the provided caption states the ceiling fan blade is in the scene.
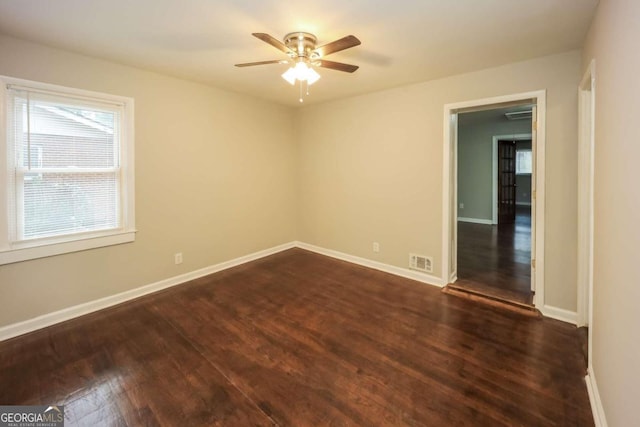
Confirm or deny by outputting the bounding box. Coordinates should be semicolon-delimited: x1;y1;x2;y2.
252;33;293;54
235;60;288;67
316;60;359;73
314;35;361;57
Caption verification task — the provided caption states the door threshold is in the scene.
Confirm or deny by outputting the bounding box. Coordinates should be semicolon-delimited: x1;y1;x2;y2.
443;284;540;318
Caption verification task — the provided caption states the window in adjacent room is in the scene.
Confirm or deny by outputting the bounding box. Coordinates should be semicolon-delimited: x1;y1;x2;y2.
515;148;532;175
0;76;135;265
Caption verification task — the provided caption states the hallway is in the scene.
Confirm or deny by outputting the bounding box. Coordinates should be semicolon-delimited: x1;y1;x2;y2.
456;206;533;305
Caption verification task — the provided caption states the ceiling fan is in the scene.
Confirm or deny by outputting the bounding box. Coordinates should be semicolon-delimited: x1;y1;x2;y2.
235;32;361;102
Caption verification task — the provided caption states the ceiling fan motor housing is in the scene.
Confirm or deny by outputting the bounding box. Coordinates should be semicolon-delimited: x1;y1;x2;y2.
283;32;319;60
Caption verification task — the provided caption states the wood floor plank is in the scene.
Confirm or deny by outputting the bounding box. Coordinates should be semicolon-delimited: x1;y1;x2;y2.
0;303;275;426
0;248;593;426
457;206;534;304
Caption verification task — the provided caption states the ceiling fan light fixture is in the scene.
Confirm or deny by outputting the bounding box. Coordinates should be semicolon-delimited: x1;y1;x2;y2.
281;62;321;86
306;67;321;85
281;67;297;85
237;32;360;102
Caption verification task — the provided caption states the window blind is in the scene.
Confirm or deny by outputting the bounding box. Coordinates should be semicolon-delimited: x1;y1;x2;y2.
6;87;123;242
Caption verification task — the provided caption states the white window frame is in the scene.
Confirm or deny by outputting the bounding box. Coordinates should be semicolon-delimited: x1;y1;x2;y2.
0;76;135;265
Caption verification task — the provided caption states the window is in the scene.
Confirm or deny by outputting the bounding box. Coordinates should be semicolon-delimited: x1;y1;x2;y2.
0;77;135;265
516;149;532;175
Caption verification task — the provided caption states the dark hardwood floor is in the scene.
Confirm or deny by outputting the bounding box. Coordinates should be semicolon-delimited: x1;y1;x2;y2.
457;206;534;305
0;249;593;426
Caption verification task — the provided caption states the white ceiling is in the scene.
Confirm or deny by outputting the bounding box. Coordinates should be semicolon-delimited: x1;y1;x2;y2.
0;0;598;107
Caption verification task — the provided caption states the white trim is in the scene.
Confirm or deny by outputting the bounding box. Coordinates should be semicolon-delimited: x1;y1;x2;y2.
578;61;601;427
0;83;8;252
0;238;585;345
0;242;296;342
442;113;456;285
530;106;537;293
0;240;447;342
457;217;493;225
296;241;444;287
577;60;596;331
0;238;587;344
0;75;136;266
443;90;546;306
585;370;608;427
0;230;136;265
4;79;132;106
492;138;497;224
452;115;459;276
492;133;533;224
122;90;136;244
539;304;577;325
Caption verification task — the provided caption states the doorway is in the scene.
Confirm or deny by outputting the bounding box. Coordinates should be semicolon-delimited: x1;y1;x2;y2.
442;91;546;309
454;109;534;304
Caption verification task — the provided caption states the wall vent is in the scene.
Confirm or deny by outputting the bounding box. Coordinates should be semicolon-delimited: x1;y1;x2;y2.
504;110;533;121
409;253;433;273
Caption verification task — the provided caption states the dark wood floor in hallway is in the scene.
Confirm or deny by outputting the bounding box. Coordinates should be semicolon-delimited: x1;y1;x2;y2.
0;249;593;426
457;206;534;304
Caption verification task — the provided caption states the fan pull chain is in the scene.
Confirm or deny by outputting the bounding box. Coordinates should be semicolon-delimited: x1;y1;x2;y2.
297;80;311;103
299;80;303;103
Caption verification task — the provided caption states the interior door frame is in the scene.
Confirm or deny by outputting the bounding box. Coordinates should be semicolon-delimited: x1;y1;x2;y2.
492;134;532;225
577;60;595;337
442;90;546;308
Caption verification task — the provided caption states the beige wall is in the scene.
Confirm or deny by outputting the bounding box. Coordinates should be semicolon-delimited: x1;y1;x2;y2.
583;0;640;425
458;112;532;221
298;50;581;311
0;35;583;327
0;35;297;327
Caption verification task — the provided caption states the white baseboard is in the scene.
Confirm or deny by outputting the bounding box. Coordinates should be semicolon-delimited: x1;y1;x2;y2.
0;242;297;342
457;217;494;225
585;369;608;427
539;304;577;325
0;240;443;342
0;239;580;342
296;241;444;287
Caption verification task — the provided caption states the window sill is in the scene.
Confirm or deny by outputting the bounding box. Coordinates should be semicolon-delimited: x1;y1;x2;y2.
0;230;136;265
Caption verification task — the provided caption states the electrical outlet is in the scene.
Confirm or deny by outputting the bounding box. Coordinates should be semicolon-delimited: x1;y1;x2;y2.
373;242;380;253
174;253;183;265
459;203;464;209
